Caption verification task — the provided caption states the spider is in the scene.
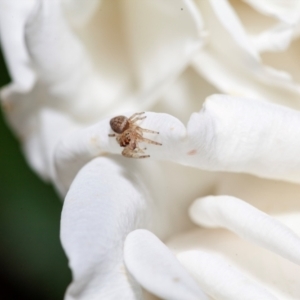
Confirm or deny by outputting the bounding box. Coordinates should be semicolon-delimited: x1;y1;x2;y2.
108;112;162;158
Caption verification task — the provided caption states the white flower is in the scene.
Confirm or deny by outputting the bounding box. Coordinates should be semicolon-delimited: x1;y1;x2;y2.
1;0;300;299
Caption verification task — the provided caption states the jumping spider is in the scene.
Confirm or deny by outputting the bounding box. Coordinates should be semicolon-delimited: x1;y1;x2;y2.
108;112;162;158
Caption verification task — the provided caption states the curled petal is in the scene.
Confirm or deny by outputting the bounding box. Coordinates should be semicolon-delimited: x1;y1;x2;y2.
0;0;108;178
214;173;300;229
61;157;149;299
193;0;300;109
178;250;278;300
231;1;295;53
189;195;300;265
124;229;208;300
208;0;258;59
24;0;111;118
0;0;37;91
0;0;207;180
168;227;300;299
53;111;185;194
252;24;294;53
55;95;300;192
184;95;300;182
243;0;300;24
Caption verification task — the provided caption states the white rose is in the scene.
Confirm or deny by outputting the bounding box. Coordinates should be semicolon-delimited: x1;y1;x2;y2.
1;0;300;299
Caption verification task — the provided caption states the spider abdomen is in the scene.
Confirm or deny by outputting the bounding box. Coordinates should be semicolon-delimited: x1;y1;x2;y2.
110;116;130;134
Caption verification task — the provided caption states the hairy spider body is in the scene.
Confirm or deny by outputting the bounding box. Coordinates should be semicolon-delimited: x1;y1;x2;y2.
110;116;129;134
109;112;161;158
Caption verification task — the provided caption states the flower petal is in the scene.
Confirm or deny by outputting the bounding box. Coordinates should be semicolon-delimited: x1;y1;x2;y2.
178;250;278;300
124;229;208;300
189;195;300;265
62;0;102;28
61;157;149;299
193;0;300;109
25;0;114;118
0;0;111;178
55;94;300;192
252;23;294;53
243;0;300;24
183;95;300;182
207;0;258;58
53;111;185;194
156;66;218;123
230;0;294;53
120;0;205;108
168;227;300;299
214;173;300;217
0;0;37;91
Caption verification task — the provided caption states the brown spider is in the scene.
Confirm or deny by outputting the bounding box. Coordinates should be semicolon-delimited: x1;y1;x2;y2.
108;112;162;158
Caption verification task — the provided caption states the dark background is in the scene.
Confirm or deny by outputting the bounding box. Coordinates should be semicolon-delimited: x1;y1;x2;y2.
0;46;71;299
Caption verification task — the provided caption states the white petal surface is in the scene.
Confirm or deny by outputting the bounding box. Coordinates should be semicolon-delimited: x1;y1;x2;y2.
55;95;300;193
0;0;37;91
243;0;300;24
61;157;149;299
230;0;294;53
189;196;300;265
252;24;294;53
72;0;205;111
155;66;218;123
184;95;300;182
214;173;300;225
168;228;300;300
209;0;258;58
53;111;185;194
62;0;102;28
178;250;277;300
0;0;108;178
193;0;300;109
25;0;111;119
122;0;204;93
124;229;208;300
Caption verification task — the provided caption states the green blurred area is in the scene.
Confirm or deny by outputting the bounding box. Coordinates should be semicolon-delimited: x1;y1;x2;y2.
0;48;71;298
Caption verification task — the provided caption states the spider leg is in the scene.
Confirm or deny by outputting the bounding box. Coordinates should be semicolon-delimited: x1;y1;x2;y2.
129;112;145;120
122;146;150;159
138;127;159;134
134;147;146;153
131;116;147;124
108;133;116;137
138;136;162;146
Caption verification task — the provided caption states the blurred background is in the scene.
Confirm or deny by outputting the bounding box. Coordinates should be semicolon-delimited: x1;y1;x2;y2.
0;46;71;299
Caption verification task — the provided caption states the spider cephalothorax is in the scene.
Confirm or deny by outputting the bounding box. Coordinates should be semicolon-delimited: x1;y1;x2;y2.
109;112;162;158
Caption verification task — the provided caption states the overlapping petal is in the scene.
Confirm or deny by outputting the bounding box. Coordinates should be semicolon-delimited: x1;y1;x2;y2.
189;196;300;265
0;0;37;91
230;0;299;53
54;94;300;195
1;1;300;299
178;250;278;300
214;173;300;224
192;0;300;110
0;0;103;178
124;229;208;300
61;157;149;299
251;23;294;53
168;228;300;300
243;0;300;24
0;0;208;179
120;0;204;107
